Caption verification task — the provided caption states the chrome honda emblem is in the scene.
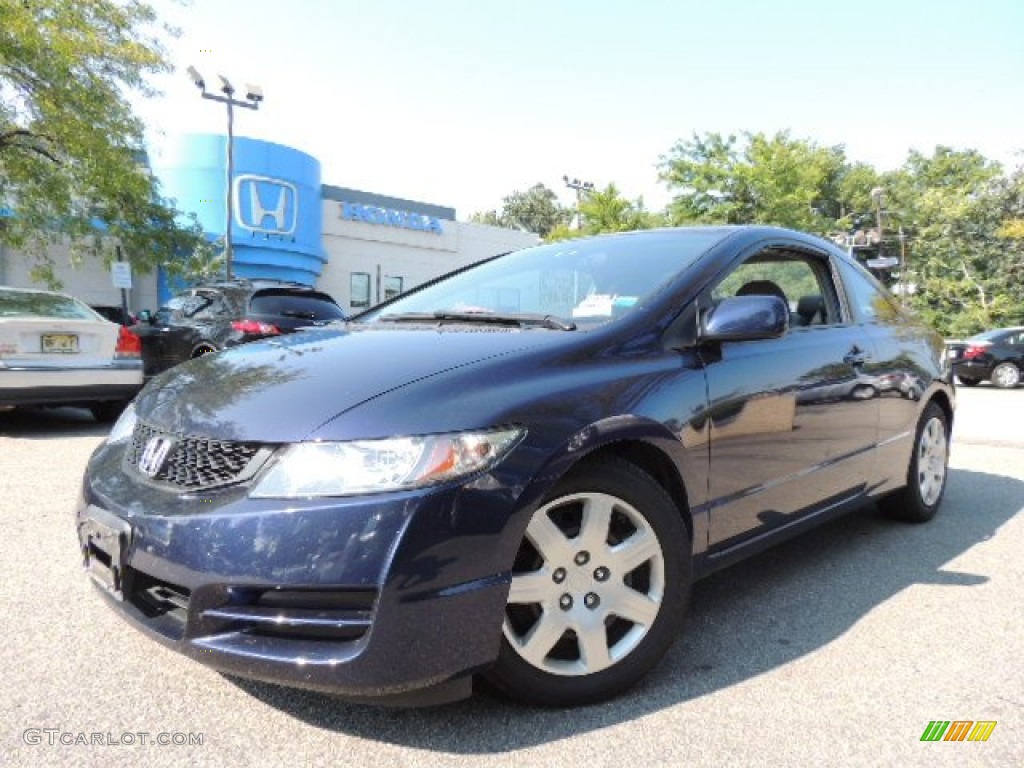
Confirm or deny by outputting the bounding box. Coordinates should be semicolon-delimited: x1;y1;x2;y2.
138;436;174;477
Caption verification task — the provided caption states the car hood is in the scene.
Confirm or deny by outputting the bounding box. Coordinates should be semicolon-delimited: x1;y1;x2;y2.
133;323;563;442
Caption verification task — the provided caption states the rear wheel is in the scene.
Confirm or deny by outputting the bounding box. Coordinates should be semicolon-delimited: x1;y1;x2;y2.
486;457;689;706
879;402;949;523
990;362;1020;389
191;342;218;359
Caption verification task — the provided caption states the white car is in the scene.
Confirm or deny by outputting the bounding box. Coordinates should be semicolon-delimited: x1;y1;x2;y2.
0;286;143;421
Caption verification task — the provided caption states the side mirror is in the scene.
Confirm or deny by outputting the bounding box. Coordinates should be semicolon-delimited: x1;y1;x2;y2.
701;295;788;342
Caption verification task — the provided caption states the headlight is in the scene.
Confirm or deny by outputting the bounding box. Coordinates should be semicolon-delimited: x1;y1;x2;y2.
249;428;524;498
106;402;137;444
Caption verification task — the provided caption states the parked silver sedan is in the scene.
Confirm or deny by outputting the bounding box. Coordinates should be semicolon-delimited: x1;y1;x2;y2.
0;286;143;421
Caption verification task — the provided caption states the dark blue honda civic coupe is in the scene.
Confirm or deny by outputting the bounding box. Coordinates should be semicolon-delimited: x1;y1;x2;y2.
77;226;954;706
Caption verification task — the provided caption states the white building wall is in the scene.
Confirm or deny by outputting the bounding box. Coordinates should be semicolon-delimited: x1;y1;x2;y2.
0;240;159;312
318;199;538;311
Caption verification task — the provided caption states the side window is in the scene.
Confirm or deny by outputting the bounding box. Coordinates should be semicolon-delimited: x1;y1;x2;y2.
711;249;838;327
188;293;226;320
837;259;902;324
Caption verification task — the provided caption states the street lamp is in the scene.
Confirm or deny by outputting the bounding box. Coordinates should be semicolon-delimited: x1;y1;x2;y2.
870;186;886;260
563;175;595;229
188;66;263;279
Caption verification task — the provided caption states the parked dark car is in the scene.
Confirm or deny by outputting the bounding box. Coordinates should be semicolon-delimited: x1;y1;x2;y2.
133;279;345;376
948;327;1024;388
77;227;954;707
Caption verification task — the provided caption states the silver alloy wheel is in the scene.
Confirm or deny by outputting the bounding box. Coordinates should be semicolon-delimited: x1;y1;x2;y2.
917;416;948;507
991;362;1021;389
503;492;665;677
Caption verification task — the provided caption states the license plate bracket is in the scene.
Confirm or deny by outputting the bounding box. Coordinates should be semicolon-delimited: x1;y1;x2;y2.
79;506;132;601
42;333;79;354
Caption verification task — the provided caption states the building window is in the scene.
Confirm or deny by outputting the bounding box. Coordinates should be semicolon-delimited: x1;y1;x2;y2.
350;272;371;308
383;275;404;301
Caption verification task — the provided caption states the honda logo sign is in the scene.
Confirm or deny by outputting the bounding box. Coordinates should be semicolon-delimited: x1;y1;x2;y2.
233;175;298;236
137;436;175;478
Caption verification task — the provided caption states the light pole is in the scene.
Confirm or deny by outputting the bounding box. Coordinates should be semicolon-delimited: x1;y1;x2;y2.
870;186;886;262
563;175;594;229
187;66;263;280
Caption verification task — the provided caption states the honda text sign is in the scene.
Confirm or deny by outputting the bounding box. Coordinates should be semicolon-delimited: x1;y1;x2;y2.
233;175;299;236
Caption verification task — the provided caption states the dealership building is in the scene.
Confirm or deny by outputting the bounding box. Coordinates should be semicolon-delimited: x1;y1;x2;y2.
0;134;539;313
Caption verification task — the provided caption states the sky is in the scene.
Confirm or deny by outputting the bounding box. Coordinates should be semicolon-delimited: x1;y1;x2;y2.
134;0;1024;220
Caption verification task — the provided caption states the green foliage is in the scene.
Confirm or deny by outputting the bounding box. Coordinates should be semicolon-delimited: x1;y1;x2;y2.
886;148;1024;335
0;0;206;288
468;183;570;238
658;130;877;234
544;184;665;243
578;184;664;234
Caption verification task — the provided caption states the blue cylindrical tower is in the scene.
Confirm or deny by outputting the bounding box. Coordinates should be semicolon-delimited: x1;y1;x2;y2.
150;134;325;302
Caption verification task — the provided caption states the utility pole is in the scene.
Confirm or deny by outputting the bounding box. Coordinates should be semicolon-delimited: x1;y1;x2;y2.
563;176;594;229
871;186;886;264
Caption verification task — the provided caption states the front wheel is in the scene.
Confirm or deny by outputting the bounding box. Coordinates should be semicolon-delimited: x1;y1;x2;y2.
485;457;690;706
879;402;950;523
990;362;1021;389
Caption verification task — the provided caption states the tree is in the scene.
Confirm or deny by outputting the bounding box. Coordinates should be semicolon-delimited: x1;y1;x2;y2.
889;148;1024;335
547;183;665;241
658;131;875;235
468;183;570;237
0;0;206;287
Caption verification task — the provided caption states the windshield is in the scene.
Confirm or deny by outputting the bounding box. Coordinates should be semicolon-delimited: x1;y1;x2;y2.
361;231;723;329
0;288;98;319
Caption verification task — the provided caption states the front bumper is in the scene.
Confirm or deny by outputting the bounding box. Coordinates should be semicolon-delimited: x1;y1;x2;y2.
76;442;521;705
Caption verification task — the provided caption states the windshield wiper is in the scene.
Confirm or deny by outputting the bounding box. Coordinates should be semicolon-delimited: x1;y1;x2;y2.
380;311;576;331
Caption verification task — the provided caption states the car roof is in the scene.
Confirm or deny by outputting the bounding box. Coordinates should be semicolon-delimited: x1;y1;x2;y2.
0;284;72;298
972;326;1024;338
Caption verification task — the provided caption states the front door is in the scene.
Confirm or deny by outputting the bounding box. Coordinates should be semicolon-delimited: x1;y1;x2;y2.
704;245;880;551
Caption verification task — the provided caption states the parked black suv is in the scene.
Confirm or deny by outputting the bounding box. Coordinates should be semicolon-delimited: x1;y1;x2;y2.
134;279;344;377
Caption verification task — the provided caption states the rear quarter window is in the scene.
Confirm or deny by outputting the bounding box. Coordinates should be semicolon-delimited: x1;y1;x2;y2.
837;259;903;323
249;292;345;320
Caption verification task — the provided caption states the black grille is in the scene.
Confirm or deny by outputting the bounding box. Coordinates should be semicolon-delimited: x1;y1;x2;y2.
126;422;264;490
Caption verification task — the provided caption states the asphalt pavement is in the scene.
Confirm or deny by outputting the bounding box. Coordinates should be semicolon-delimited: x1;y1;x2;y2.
1;387;1021;767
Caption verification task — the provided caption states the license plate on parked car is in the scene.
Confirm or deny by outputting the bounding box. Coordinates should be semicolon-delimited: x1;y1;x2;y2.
41;333;79;354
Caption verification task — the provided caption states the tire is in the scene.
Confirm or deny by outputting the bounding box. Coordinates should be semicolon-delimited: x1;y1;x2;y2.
191;342;218;359
89;400;127;423
485;456;690;706
879;402;950;523
990;362;1021;389
956;376;980;387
